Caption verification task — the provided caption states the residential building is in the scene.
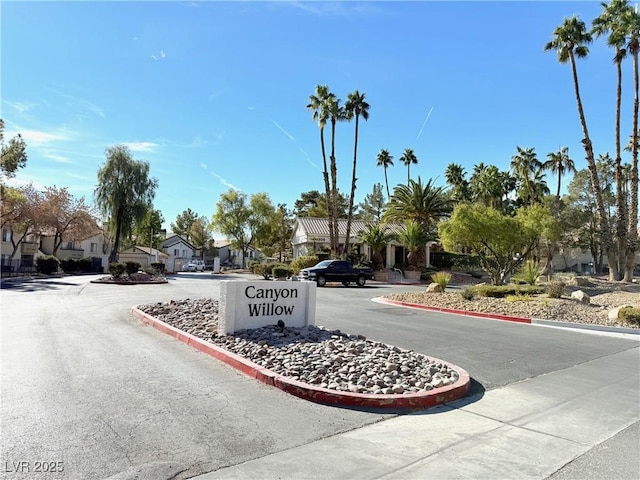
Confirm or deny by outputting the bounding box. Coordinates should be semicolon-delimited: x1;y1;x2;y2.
214;239;262;268
160;234;197;273
118;246;169;269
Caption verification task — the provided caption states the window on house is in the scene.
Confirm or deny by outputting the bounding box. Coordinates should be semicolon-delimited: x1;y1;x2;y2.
182;249;187;257
66;242;73;249
174;249;179;256
2;230;11;242
90;243;97;253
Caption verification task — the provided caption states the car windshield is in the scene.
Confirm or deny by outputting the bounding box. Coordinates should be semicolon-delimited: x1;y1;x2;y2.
315;260;333;268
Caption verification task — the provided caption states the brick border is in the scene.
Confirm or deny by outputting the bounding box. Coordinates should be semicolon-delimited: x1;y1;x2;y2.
131;307;471;409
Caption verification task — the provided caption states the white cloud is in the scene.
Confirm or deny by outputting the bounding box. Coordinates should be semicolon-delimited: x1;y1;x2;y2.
123;141;158;152
3;100;38;113
160;50;166;58
200;163;207;169
211;171;239;191
6;129;69;145
43;151;72;164
65;171;95;182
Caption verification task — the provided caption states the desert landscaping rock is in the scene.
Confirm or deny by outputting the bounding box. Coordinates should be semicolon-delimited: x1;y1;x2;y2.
137;299;461;395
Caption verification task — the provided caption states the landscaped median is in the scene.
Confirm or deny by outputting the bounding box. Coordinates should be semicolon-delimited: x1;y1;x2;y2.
130;301;471;410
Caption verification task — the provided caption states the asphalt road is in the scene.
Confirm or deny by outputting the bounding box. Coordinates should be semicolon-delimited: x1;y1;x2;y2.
1;273;638;480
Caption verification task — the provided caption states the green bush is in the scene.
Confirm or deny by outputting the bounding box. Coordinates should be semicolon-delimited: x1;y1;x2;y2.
472;284;544;298
450;254;482;271
248;259;261;273
290;255;319;274
420;268;438;281
272;264;293;279
460;287;475;300
150;262;165;274
60;258;77;273
254;263;274;279
512;260;544;286
36;256;60;275
109;262;126;278
619;307;640;325
124;261;141;275
431;271;452;289
546;281;565;299
77;257;93;272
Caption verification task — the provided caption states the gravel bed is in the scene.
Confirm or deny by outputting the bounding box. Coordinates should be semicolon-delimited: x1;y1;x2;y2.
137;298;460;395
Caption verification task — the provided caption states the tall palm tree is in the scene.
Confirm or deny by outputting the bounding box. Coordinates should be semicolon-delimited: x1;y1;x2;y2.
469;164;506;210
621;6;640;281
307;85;336;256
544;147;576;208
376;149;394;199
326;93;344;257
510;146;542;206
444;163;470;203
400;148;418;184
343;90;370;257
593;0;632;277
545;16;617;280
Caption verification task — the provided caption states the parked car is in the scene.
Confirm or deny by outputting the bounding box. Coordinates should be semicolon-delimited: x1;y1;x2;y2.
183;260;205;272
299;260;375;287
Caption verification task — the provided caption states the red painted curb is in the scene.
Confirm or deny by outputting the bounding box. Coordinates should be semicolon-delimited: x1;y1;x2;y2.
131;307;471;409
378;298;532;324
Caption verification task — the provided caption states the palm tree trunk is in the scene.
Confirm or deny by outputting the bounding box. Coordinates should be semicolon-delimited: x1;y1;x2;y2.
626;49;640;281
319;127;335;258
344;114;359;257
614;55;627;278
569;51;618;280
384;168;390;199
330;118;339;257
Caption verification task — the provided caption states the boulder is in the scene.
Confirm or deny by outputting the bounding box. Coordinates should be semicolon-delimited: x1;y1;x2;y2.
571;290;591;304
426;283;444;293
608;305;635;321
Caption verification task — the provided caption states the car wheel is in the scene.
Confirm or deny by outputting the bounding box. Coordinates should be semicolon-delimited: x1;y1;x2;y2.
356;275;366;287
317;276;327;287
342;281;350;286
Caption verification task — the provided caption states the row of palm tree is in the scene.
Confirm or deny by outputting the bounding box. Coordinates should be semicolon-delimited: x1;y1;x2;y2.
546;0;639;281
375;148;420;200
307;85;370;258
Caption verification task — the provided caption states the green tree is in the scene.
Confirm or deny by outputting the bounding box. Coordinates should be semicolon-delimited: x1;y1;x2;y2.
397;220;429;269
400;148;418;184
171;208;199;241
265;204;294;262
3;184;43;259
357;222;396;271
134;208;164;249
376;149;394;200
293;190;348;218
384;177;451;228
212;190;276;268
0;119;28;182
307;85;336;255
543;147;576;206
189;216;213;259
94;145;158;263
545;16;617;280
356;183;386;223
343;90;370;257
510;146;543;206
445;163;471;203
438;203;553;285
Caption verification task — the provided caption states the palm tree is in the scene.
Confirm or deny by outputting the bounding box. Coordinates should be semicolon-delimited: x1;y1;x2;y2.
444;163;470;203
592;0;632;278
384;177;451;228
621;6;640;281
397;220;429;270
358;222;397;271
307;85;336;256
327;93;344;257
469;164;506;210
510;146;542;206
400;148;418;184
544;147;576;210
376;149;394;199
343;90;370;258
545;16;617;280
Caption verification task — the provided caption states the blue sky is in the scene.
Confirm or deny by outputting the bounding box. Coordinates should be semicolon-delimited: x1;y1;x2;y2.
1;1;630;231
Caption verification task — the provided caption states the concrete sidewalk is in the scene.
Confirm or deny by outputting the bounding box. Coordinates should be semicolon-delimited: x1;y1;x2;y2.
195;345;639;480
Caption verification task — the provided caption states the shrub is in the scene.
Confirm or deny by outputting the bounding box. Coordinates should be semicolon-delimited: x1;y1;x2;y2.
272;264;293;279
60;258;77;273
290;255;319;274
248;259;261;273
124;261;141;275
109;262;126;278
450;254;482;271
619;307;640;325
460;287;475;301
512;260;544;286
150;262;165;274
254;263;273;279
431;271;452;290
77;257;93;272
36;256;60;275
472;284;544;298
420;268;438;281
546;281;565;299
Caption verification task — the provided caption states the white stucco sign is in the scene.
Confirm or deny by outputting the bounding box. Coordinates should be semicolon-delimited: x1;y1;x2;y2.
218;280;316;335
